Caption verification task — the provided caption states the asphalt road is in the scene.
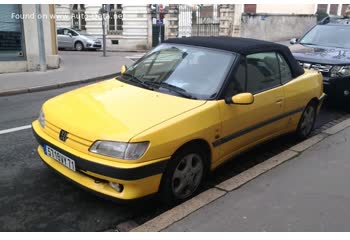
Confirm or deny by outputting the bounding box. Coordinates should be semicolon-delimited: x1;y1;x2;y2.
0;85;347;231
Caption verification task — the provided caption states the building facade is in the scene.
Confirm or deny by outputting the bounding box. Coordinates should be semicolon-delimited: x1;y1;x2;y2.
0;4;59;73
54;4;350;52
55;4;152;51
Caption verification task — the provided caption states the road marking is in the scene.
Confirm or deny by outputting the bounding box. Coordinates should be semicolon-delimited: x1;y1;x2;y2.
0;125;32;135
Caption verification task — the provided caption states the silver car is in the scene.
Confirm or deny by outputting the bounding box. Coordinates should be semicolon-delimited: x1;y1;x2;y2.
57;28;102;51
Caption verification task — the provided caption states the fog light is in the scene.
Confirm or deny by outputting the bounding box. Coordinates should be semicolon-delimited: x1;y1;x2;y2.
344;90;350;96
109;182;124;193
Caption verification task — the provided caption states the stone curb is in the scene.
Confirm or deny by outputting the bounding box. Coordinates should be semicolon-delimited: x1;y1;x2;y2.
0;72;119;97
130;117;350;232
131;188;226;232
322;118;350;135
215;149;299;192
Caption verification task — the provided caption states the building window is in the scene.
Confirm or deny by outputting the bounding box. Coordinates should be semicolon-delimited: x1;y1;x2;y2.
72;4;86;31
0;4;25;60
330;4;339;15
244;4;257;13
108;4;123;35
341;4;349;16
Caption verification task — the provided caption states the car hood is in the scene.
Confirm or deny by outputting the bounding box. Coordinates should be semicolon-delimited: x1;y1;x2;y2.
79;34;100;42
43;79;206;142
290;44;350;65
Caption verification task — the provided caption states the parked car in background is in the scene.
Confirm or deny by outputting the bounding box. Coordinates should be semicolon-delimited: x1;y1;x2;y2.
32;37;325;203
290;16;350;107
57;27;101;51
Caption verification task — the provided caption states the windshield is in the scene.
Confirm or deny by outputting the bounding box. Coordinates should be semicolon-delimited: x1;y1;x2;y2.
300;25;350;49
119;44;236;99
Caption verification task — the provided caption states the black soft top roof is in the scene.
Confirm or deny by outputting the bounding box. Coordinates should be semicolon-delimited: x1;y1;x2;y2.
164;36;304;78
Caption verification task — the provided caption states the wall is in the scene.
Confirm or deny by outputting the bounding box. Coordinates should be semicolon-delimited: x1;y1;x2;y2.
55;4;150;51
0;4;59;73
240;13;316;42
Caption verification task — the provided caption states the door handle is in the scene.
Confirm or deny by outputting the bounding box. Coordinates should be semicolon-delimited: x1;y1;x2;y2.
276;99;283;104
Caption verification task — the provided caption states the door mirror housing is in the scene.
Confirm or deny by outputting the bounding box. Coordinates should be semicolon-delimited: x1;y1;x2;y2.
120;65;127;74
290;38;298;45
68;33;72;38
225;93;254;105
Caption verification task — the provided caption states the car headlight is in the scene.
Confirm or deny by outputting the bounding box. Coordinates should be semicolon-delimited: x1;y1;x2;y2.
39;108;45;128
330;65;350;77
89;141;149;160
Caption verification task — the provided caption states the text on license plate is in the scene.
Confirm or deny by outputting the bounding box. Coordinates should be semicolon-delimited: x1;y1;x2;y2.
44;145;76;171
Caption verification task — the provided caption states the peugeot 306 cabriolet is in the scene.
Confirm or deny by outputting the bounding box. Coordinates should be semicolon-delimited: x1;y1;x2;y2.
32;37;325;203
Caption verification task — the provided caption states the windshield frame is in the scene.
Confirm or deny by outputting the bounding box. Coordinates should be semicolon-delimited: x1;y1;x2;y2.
118;43;237;101
299;24;350;49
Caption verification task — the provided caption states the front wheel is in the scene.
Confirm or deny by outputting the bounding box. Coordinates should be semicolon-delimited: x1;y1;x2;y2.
75;42;84;51
160;146;207;204
295;102;317;139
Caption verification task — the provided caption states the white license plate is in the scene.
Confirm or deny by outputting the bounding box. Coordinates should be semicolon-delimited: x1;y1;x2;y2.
44;145;76;171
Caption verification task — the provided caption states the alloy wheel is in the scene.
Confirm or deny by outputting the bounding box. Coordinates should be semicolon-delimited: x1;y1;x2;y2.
171;153;204;199
300;105;316;137
75;42;83;51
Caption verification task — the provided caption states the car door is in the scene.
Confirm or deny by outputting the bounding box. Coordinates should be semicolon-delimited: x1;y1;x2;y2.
216;52;286;164
59;28;74;48
56;28;66;48
277;52;308;128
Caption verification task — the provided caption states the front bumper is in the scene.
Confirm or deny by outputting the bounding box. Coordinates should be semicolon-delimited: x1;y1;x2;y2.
32;121;168;200
323;76;350;102
86;43;101;49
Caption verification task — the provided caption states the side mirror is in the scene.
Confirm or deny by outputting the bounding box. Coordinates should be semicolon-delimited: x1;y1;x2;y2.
68;33;72;38
120;65;127;74
290;38;298;45
225;93;254;105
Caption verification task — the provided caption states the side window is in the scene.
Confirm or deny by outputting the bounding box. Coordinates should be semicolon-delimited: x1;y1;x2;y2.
224;59;246;97
68;29;78;36
246;52;281;94
277;53;292;84
57;29;64;35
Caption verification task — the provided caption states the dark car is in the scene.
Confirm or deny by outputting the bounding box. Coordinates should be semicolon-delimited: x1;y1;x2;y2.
290;16;350;107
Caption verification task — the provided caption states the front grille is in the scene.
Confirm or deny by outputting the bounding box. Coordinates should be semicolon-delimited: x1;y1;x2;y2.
298;61;332;77
44;120;93;148
298;61;333;73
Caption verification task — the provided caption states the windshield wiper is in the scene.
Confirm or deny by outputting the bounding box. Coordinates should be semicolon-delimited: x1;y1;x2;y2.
147;81;197;99
119;73;154;90
300;42;318;46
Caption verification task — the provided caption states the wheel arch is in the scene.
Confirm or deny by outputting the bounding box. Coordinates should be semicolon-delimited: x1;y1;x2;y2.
171;138;212;171
74;40;84;48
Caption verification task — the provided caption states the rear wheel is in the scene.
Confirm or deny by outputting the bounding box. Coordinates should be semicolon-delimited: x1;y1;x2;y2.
296;102;317;139
160;145;207;204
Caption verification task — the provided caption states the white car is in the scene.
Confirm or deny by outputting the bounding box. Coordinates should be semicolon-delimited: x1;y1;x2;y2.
57;28;102;51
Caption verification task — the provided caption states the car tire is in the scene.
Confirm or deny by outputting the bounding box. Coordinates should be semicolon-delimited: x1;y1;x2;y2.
159;144;208;204
295;101;317;140
75;41;84;51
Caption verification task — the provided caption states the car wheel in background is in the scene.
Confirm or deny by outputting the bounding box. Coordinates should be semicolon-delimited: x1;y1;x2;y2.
296;102;317;139
75;41;84;51
160;144;207;204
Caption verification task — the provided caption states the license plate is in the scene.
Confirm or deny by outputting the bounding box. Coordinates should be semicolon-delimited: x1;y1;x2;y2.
44;145;76;171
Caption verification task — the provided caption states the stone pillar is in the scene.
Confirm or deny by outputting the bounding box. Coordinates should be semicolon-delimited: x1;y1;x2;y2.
219;4;235;36
164;4;179;39
232;4;243;37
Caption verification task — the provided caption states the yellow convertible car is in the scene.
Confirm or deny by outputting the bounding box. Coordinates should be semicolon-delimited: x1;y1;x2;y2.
32;37;325;202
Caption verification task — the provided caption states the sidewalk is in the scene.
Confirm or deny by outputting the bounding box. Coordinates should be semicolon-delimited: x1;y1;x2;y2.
163;121;350;231
0;51;135;96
